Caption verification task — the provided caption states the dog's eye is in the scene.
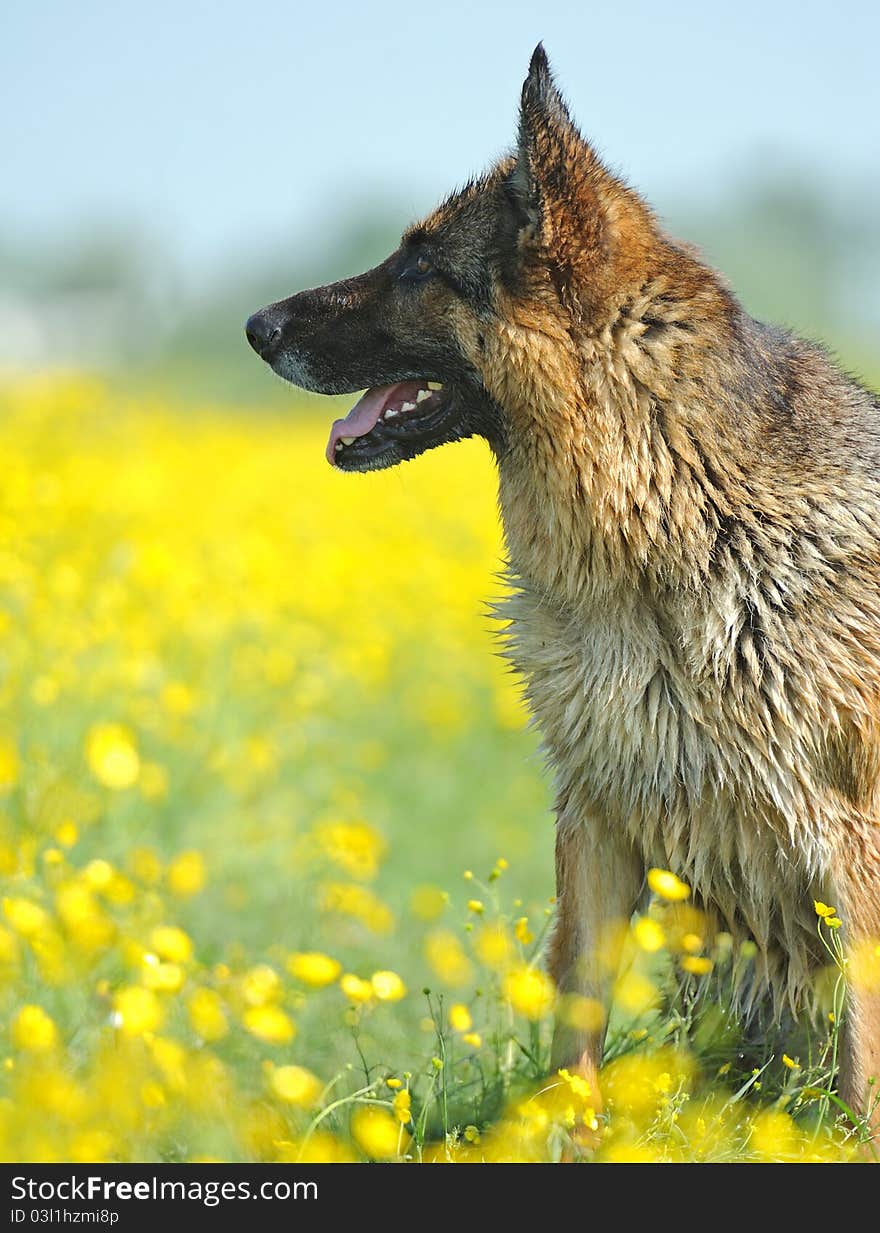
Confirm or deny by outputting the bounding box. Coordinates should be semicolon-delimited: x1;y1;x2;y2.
401;253;435;282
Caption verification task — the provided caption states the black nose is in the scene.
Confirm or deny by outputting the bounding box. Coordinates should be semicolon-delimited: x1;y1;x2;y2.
245;309;283;360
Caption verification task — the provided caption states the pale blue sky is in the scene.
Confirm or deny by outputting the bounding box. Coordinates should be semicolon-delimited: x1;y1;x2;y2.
2;0;878;274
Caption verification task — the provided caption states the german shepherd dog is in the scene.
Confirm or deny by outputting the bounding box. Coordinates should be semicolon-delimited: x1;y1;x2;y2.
247;46;880;1135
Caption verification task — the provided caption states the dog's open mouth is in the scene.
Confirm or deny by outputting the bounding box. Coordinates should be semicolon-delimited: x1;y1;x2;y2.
327;380;450;471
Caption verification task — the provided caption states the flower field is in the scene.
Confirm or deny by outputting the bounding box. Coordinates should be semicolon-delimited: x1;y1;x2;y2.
0;376;872;1162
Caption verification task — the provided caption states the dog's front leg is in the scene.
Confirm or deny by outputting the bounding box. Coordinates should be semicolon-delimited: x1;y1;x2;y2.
833;820;880;1144
548;813;643;1103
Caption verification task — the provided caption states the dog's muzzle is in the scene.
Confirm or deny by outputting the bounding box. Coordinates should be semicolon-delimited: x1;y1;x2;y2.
245;308;284;362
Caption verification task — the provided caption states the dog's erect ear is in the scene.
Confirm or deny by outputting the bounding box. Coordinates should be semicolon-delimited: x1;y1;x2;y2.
501;46;657;309
505;44;602;243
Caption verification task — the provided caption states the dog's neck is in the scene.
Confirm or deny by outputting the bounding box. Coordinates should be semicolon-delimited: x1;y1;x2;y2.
491;274;759;608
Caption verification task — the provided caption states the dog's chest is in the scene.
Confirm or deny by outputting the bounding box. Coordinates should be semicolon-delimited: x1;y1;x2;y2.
500;581;830;877
505;587;702;809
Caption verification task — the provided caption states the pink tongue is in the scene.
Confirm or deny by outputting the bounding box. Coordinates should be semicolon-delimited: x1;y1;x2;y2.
326;381;425;465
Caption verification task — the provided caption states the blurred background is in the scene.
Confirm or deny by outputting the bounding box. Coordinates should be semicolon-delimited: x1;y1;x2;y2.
2;0;878;397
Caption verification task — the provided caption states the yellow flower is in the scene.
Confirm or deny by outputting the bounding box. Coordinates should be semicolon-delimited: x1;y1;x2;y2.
409;885;447;921
557;995;604;1032
503;966;556;1020
82;859;113;890
782;1054;799;1070
241;965;281;1006
0;926;19;965
86;723;140;789
286;951;342;987
187;989;228;1041
825;916;842;929
314;820;386;881
386;1077;402;1090
557;1067;592;1101
69;1131;114;1163
105;872;134;905
750;1110;798;1159
467;899;485;915
647;868;691;902
3;897;50;937
319;882;393;934
54;821;79;849
112;986;163;1036
0;737;20;793
371;970;406;1001
602;1049;696;1120
475;922;516;971
653;1071;673;1095
12;1005;58;1052
515;916;534;945
242;1005;296;1044
462;1032;482;1048
0;845;13;878
681;955;714;976
517;1069;597;1136
167;850;206;897
141;956;185;992
813;900;836;921
351;1107;402;1159
614;970;661;1015
425;929;474;986
633;916;665;953
448;1003;472;1033
161;681;196;716
149;926;193;964
150;1037;187;1090
277;1131;356;1164
269;1065;322;1106
340;973;374;1003
392;1089;412;1124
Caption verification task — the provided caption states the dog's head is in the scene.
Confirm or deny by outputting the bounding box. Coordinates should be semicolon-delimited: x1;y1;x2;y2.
246;45;658;472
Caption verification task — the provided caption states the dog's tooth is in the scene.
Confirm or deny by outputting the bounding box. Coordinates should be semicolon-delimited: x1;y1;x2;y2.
427;381;442;390
339;436;356;446
385;407;400;419
334;442;343;451
415;389;432;403
400;401;416;413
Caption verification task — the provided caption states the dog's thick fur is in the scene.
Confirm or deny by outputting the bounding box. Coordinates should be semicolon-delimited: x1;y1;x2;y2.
248;46;880;1131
